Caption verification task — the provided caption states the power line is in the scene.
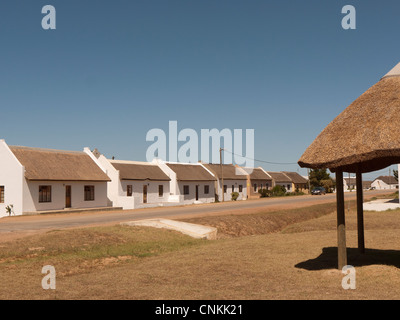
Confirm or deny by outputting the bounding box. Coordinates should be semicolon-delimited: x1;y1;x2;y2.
222;149;298;166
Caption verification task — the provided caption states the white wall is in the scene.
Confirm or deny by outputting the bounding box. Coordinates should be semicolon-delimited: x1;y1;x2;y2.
177;181;215;204
22;181;108;213
120;180;170;205
0;140;24;217
216;179;247;201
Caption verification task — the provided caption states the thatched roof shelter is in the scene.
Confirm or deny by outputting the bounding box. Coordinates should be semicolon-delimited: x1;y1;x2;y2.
299;62;400;173
298;62;400;269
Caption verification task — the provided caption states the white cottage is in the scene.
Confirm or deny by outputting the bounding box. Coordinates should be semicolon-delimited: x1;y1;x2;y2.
156;160;217;204
265;171;293;192
371;176;398;190
0;140;111;217
95;155;171;209
201;163;248;201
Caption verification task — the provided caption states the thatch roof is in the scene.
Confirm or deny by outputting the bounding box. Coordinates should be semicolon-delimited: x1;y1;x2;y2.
247;168;273;181
110;160;170;181
373;175;397;185
283;171;308;184
166;163;216;181
10;146;110;181
344;177;357;185
265;171;292;183
298;62;400;173
202;163;248;180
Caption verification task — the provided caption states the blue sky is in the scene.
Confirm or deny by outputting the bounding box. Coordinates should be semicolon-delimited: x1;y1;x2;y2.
0;0;399;180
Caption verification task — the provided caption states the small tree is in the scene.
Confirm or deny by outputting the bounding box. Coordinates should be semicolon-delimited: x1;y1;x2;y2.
231;192;239;201
309;169;331;188
321;179;334;193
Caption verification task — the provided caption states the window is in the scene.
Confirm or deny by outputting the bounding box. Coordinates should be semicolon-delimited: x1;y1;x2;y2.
223;185;227;193
127;185;133;197
183;185;189;195
84;185;95;201
287;185;290;191
159;185;163;197
39;186;52;203
232;185;235;192
239;185;243;193
204;185;209;194
254;184;257;192
0;186;4;203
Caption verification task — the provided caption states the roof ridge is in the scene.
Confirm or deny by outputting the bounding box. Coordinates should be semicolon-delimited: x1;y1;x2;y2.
9;145;84;154
381;62;400;79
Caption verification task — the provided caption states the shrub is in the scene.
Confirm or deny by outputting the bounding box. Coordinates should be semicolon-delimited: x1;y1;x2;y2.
271;185;286;197
258;188;271;198
231;192;239;201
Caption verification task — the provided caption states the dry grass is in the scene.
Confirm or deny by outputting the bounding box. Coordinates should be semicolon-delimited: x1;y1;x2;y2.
179;202;339;238
1;201;400;300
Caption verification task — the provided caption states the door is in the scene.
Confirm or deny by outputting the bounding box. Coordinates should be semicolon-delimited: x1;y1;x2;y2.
65;185;72;208
195;185;199;201
143;185;147;203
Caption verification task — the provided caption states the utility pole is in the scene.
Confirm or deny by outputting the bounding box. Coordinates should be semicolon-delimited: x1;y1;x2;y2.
220;148;224;202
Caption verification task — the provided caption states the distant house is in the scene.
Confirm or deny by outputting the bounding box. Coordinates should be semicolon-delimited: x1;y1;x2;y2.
201;163;248;201
343;177;357;191
371;176;398;190
343;177;372;191
363;181;372;190
96;155;171;209
283;171;309;193
156;161;217;205
0;140;111;217
266;171;293;192
243;167;273;198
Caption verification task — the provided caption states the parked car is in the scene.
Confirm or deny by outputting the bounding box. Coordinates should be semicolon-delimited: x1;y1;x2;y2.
311;187;326;195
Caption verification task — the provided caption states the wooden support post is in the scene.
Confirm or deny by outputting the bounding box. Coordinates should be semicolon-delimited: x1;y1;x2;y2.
220;148;224;202
356;170;365;253
336;170;347;269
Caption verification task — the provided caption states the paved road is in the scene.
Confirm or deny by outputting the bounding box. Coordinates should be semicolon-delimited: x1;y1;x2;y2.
0;189;392;234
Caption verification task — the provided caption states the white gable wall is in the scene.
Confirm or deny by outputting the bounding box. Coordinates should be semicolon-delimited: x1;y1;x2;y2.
154;159;178;195
96;154;121;206
0;140;24;217
371;179;397;190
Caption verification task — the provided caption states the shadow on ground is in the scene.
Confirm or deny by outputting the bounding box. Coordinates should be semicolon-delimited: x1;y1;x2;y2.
295;247;400;270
